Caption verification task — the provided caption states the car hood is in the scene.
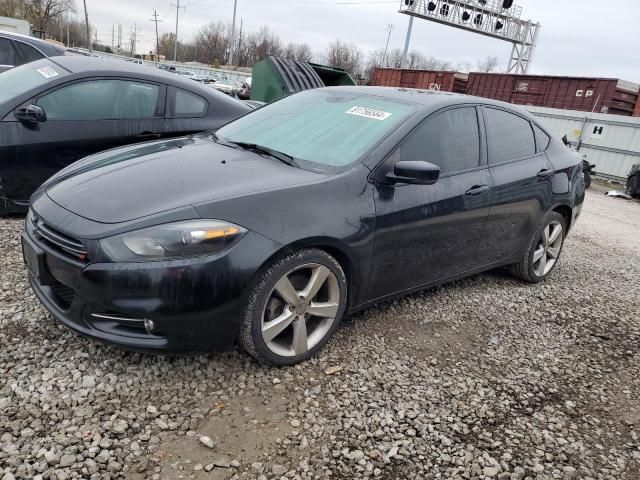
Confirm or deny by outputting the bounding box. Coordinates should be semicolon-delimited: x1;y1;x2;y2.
44;135;324;224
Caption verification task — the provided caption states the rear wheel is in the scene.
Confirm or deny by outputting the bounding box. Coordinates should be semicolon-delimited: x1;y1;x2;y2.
238;248;348;366
509;211;566;283
584;172;592;189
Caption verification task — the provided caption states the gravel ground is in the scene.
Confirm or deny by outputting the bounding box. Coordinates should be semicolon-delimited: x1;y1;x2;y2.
1;190;639;480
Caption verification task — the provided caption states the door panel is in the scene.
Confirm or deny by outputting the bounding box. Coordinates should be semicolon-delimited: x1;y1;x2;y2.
0;121;20;208
370;168;493;299
16;119;124;200
14;78;166;202
482;154;554;264
480;107;554;264
369;106;492;300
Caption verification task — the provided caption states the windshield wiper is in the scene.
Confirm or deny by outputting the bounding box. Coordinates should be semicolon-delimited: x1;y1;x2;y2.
211;132;239;149
229;141;299;168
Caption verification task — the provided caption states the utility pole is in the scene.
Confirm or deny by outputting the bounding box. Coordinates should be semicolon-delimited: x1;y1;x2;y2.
382;23;394;67
150;9;162;62
130;23;138;56
83;0;92;53
111;24;115;52
229;0;238;65
170;0;185;62
237;18;243;65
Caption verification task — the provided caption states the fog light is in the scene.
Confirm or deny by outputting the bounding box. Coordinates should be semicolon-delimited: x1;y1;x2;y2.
144;318;155;334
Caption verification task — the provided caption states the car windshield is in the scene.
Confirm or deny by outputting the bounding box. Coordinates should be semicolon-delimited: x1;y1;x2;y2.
216;89;416;172
0;60;67;104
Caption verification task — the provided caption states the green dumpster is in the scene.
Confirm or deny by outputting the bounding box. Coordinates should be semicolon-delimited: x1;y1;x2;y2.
250;56;355;103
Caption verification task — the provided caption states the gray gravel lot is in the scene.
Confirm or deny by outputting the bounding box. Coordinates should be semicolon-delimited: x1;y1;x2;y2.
1;190;639;480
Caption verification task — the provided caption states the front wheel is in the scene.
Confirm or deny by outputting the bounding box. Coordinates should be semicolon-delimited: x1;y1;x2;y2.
238;248;348;366
508;211;566;283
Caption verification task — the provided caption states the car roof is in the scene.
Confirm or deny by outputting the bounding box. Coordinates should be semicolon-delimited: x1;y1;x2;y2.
46;56;231;97
323;85;533;116
0;31;67;56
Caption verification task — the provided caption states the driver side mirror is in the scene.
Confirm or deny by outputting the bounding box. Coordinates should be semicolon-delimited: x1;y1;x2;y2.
562;134;570;146
386;161;440;185
15;104;47;124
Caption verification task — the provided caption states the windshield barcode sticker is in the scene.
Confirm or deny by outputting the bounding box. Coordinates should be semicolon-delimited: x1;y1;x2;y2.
36;66;59;79
345;106;392;121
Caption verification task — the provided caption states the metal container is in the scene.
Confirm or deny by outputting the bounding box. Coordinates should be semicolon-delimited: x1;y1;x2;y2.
371;68;468;93
467;73;639;116
251;56;355;103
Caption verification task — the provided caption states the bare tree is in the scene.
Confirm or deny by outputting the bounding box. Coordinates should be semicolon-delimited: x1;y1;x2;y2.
456;61;473;73
28;0;74;32
193;21;229;65
283;42;313;62
0;0;30;18
1;0;73;33
240;26;282;66
476;55;500;73
325;39;362;79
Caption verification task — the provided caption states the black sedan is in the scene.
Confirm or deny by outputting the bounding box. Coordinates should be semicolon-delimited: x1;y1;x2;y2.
23;87;585;365
0;32;67;73
0;56;250;215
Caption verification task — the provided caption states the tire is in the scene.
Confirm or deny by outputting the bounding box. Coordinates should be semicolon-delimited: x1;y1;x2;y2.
238;248;348;366
583;172;591;189
627;175;639;198
508;211;567;284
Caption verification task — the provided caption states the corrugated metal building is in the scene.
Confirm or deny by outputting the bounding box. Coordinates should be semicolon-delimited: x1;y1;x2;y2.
528;106;640;180
371;68;468;93
467;73;639;116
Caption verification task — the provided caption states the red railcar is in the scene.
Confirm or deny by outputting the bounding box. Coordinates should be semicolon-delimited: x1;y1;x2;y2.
371;68;468;94
466;73;639;116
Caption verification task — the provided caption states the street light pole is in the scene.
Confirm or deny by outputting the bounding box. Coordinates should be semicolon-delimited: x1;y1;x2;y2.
400;16;414;69
83;0;92;54
382;23;394;67
229;0;238;66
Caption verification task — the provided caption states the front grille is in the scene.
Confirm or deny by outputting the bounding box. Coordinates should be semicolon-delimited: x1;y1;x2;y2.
49;281;76;309
32;217;89;262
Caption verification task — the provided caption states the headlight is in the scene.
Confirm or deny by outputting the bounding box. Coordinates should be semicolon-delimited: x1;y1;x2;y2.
99;220;247;262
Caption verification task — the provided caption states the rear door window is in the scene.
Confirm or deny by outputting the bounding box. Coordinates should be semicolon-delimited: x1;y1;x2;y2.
533;124;551;152
398;107;481;175
14;42;44;64
484;107;536;164
173;88;208;117
0;38;16;66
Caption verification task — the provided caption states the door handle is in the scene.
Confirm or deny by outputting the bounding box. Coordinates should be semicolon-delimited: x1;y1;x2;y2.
537;169;554;178
136;132;161;139
465;185;490;197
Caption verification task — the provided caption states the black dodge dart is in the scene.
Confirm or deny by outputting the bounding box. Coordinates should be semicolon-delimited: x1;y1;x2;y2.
23;87;585;365
0;56;250;215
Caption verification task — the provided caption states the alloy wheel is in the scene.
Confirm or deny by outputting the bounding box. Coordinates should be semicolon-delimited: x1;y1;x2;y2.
533;220;563;277
261;263;341;357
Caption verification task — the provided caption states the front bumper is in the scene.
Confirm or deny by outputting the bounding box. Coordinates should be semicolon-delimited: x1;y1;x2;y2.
23;221;283;353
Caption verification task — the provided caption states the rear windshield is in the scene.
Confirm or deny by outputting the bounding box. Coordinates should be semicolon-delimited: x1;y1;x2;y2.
0;60;67;104
216;89;416;172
